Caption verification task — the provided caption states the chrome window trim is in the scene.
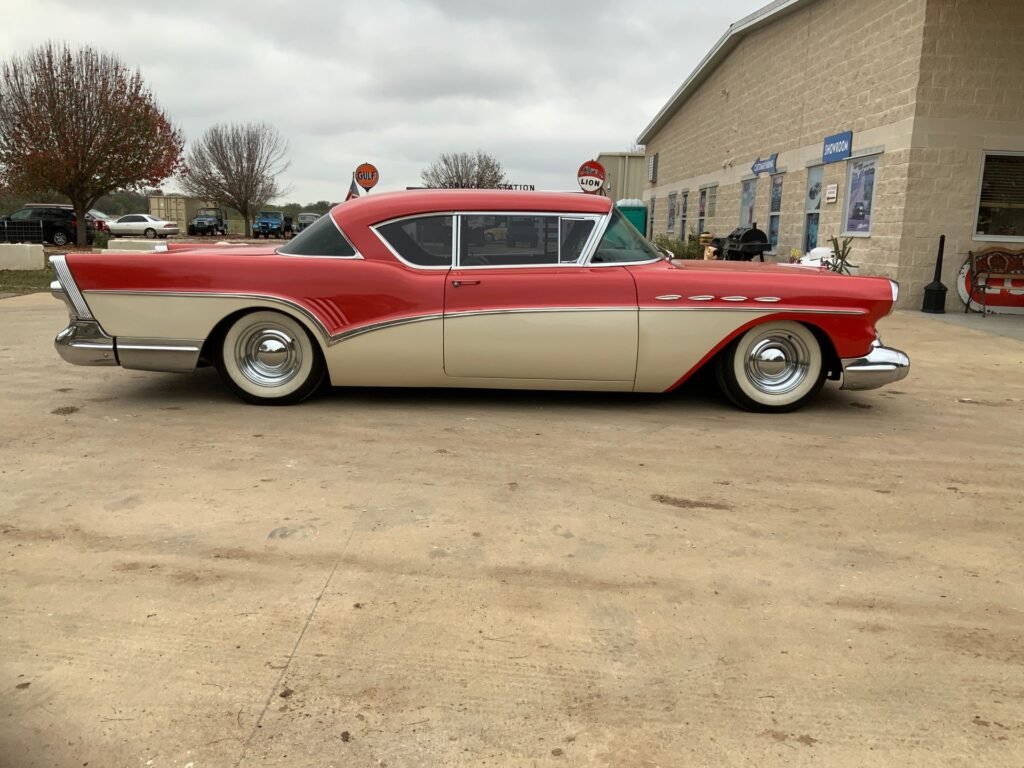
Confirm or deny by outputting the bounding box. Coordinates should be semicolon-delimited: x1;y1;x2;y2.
370;212;456;270
276;212;364;259
49;255;93;319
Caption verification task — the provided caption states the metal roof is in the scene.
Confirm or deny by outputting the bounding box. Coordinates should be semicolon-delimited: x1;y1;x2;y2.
637;0;822;145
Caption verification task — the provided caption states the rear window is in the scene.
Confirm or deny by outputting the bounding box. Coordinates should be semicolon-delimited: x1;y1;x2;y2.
278;213;356;257
376;215;454;267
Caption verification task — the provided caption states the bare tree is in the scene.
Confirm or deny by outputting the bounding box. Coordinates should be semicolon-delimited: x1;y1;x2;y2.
0;43;184;245
180;123;289;237
421;150;506;189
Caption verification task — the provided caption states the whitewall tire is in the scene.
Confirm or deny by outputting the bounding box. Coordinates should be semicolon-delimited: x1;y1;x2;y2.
715;321;825;413
217;311;325;405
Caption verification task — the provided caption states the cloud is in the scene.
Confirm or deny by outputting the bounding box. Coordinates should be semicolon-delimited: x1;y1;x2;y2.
1;0;769;203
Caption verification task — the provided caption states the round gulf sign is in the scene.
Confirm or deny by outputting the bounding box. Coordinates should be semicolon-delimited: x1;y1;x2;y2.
577;160;606;194
355;163;379;190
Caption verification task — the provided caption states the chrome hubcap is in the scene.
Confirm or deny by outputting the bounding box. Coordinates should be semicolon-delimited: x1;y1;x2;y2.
744;333;810;395
235;324;302;387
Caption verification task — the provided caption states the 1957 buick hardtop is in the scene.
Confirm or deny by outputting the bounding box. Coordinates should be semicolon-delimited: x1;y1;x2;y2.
49;189;909;412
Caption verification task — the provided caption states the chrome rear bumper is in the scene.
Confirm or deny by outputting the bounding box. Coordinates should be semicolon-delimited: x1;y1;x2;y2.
840;340;910;391
55;320;117;366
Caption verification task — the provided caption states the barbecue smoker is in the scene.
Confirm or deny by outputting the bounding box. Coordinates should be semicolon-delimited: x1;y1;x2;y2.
722;225;770;261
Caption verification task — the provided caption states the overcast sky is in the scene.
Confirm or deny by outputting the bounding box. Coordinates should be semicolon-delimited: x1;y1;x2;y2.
4;0;767;203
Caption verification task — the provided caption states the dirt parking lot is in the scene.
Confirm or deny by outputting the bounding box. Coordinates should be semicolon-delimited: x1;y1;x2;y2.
1;293;1022;768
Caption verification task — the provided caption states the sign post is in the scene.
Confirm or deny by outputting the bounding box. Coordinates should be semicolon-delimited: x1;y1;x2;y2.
355;162;379;194
577;160;606;194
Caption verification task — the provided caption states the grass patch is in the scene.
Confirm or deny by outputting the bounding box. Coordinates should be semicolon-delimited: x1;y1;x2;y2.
0;267;55;295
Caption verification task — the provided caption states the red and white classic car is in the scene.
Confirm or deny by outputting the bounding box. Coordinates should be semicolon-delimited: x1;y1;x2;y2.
49;190;909;412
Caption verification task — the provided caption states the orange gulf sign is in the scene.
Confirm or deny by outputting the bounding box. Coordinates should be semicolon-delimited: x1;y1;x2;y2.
355;163;379;190
577;160;606;194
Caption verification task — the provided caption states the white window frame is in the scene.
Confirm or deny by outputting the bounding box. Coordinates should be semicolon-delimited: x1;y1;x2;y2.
973;150;1024;243
841;153;882;238
667;192;676;233
648;196;656;238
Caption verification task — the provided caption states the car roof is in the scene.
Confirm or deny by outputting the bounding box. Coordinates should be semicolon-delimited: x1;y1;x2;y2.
335;189;612;230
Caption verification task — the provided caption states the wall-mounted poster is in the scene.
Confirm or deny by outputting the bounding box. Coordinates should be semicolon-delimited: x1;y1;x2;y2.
825;184;838;204
844;156;879;234
740;179;757;227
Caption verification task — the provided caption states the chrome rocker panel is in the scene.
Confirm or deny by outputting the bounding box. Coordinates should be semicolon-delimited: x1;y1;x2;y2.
840;340;910;391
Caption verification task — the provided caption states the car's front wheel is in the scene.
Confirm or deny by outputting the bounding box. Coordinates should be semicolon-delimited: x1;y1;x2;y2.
144;228;156;239
216;310;325;405
715;321;825;413
52;229;70;246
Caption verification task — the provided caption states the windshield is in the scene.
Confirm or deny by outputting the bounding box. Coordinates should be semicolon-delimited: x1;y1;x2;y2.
197;209;219;216
591;207;663;264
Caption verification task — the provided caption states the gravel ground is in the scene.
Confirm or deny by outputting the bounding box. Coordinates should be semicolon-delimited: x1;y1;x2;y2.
1;295;1022;768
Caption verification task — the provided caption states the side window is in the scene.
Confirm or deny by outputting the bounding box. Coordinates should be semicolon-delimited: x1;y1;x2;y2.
559;218;596;264
376;215;452;267
593;208;663;264
10;209;35;221
460;215;558;267
120;215;142;223
279;212;358;257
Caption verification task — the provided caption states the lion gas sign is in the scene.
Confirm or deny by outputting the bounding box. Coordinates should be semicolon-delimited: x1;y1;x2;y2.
577;160;606;194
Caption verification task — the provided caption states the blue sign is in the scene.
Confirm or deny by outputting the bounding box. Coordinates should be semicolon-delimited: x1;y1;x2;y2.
751;154;778;175
823;130;853;164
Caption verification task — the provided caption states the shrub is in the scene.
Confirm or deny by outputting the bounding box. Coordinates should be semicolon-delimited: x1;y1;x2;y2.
93;231;109;249
654;229;702;260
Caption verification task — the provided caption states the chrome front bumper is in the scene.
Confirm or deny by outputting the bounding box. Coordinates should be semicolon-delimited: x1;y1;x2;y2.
840;340;910;391
55;320;117;366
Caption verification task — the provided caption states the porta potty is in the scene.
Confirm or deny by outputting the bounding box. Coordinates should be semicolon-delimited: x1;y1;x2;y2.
615;199;647;233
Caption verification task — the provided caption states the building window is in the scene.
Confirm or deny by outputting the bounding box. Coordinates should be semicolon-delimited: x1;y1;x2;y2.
740;179;757;227
648;196;656;238
804;166;824;253
680;192;688;238
698;189;707;235
667;193;676;233
647;154;659;183
768;174;784;251
975;152;1024;240
707;186;717;217
843;154;880;236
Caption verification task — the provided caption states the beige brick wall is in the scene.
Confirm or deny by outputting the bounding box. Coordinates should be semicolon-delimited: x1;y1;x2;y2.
642;0;928;280
896;0;1024;305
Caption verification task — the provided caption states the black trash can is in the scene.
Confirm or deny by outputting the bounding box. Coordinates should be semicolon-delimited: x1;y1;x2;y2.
723;226;770;261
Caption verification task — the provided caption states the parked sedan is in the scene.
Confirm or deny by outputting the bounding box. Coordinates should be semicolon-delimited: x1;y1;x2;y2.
108;214;179;238
48;190;909;412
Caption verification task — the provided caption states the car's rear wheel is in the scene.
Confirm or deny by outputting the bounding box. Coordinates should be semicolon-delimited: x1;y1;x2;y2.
144;228;156;239
715;321;825;413
52;230;70;246
216;310;325;405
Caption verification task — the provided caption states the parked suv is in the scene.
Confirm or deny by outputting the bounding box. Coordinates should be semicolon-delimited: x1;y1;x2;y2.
0;204;95;246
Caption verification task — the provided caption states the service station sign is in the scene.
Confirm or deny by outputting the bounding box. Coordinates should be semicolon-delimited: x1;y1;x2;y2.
577;160;606;194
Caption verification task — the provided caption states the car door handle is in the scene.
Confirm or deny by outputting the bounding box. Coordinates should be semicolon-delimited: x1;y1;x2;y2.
451;280;480;287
